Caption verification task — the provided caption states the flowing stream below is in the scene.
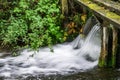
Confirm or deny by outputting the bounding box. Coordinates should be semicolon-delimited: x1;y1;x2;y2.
0;18;120;80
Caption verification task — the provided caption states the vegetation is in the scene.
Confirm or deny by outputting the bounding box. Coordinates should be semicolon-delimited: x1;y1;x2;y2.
0;0;64;51
0;0;89;55
61;0;88;41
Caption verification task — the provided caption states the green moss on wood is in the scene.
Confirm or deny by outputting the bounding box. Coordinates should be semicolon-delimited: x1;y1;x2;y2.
80;0;120;24
78;0;120;68
99;58;107;67
106;12;120;20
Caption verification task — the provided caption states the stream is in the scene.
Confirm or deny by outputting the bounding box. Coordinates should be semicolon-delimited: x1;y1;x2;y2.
0;17;120;80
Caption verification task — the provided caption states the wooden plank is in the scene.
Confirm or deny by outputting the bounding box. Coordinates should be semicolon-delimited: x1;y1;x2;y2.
112;26;118;67
99;25;108;67
93;0;120;15
75;0;120;28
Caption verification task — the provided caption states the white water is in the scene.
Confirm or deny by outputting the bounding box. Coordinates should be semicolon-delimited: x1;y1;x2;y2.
0;24;101;78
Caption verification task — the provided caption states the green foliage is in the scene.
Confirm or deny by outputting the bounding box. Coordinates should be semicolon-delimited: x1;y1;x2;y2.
0;0;64;51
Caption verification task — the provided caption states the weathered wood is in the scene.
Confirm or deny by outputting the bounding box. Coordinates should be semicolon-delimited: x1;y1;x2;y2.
111;26;118;67
92;0;120;15
98;23;118;68
75;0;120;28
61;0;68;15
107;25;113;67
98;22;109;67
74;0;120;68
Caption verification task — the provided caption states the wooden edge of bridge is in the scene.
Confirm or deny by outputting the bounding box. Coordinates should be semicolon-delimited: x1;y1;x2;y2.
75;0;120;28
74;0;120;68
92;0;120;15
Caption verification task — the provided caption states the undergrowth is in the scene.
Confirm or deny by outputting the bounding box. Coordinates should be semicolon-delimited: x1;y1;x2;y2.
0;0;64;52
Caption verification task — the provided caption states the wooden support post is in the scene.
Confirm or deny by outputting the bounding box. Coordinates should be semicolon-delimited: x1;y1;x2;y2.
99;22;109;67
116;30;120;67
61;0;69;28
111;26;118;68
99;23;118;68
61;0;68;15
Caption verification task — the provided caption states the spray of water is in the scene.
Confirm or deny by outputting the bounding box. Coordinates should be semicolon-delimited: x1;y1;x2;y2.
0;21;101;78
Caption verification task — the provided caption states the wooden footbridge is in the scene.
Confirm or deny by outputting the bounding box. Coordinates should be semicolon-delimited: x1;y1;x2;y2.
62;0;120;68
76;0;120;68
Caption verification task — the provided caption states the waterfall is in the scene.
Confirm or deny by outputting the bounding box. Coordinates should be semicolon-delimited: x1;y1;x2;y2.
75;23;101;61
0;19;101;78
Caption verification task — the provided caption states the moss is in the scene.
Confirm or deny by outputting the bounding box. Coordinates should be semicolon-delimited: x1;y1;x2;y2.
98;59;107;67
111;57;116;67
79;0;120;68
98;50;108;67
88;3;101;10
80;0;120;23
106;12;120;20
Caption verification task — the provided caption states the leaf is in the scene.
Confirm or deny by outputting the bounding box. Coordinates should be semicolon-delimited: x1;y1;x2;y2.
14;7;21;13
81;14;87;22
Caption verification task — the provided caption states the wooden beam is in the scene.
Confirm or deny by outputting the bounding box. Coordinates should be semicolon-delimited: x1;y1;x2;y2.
98;22;109;67
111;25;118;67
92;0;120;15
61;0;68;15
75;0;120;28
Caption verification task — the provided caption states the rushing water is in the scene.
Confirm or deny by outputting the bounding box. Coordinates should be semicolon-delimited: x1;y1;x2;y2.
1;19;120;80
0;22;102;79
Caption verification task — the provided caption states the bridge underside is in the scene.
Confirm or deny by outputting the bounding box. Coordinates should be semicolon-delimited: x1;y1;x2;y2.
75;0;120;68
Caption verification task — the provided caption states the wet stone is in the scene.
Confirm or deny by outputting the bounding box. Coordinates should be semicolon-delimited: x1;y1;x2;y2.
0;63;4;67
84;54;96;62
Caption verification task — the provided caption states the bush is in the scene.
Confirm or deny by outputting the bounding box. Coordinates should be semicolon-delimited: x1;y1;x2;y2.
0;0;64;50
